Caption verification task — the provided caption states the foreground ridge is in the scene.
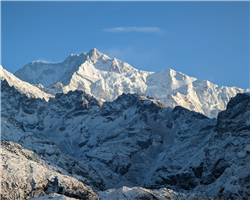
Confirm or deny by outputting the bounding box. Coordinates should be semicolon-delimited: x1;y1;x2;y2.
1;141;99;200
1;142;225;200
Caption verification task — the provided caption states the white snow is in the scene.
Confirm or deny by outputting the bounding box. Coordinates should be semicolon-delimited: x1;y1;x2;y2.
30;193;76;200
0;65;53;101
12;48;249;118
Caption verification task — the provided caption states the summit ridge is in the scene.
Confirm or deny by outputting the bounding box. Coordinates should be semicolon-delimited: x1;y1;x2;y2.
11;48;249;118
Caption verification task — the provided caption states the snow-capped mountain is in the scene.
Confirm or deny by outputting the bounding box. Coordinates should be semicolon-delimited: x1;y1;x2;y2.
2;48;250;199
13;48;249;118
1;78;250;199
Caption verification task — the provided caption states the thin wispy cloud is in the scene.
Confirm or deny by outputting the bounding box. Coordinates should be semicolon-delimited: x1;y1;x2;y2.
35;59;60;63
102;27;165;35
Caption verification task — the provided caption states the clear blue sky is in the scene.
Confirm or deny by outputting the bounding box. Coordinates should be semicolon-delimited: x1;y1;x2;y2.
1;1;249;89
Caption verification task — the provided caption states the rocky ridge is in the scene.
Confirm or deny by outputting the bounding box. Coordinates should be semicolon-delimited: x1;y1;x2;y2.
1;77;250;199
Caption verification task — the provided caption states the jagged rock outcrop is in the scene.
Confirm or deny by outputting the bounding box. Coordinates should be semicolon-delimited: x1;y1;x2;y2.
215;93;250;134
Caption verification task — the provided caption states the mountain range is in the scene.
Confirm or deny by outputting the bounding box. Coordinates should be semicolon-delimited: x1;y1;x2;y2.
1;49;250;200
13;48;249;118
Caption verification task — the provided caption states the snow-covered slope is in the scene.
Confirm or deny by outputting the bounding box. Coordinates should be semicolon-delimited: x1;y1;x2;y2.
2;79;249;199
1;141;99;200
1;117;105;192
13;48;249;118
0;65;53;101
30;188;224;200
97;187;224;200
31;194;77;200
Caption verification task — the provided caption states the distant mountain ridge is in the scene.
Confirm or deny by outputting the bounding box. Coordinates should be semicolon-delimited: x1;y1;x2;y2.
0;65;53;101
9;48;250;117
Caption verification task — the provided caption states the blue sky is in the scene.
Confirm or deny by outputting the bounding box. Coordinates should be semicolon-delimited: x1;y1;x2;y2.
1;1;249;89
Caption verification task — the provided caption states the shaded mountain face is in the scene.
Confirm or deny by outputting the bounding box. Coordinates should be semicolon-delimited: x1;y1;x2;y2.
146;93;250;198
12;49;249;118
1;78;250;199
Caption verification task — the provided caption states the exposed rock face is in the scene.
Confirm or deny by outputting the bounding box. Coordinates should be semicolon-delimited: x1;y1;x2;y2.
1;141;99;200
12;49;249;118
215;93;250;134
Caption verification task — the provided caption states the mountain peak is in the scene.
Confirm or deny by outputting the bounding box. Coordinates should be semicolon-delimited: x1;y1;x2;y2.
87;48;103;60
11;48;250;118
89;48;99;53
